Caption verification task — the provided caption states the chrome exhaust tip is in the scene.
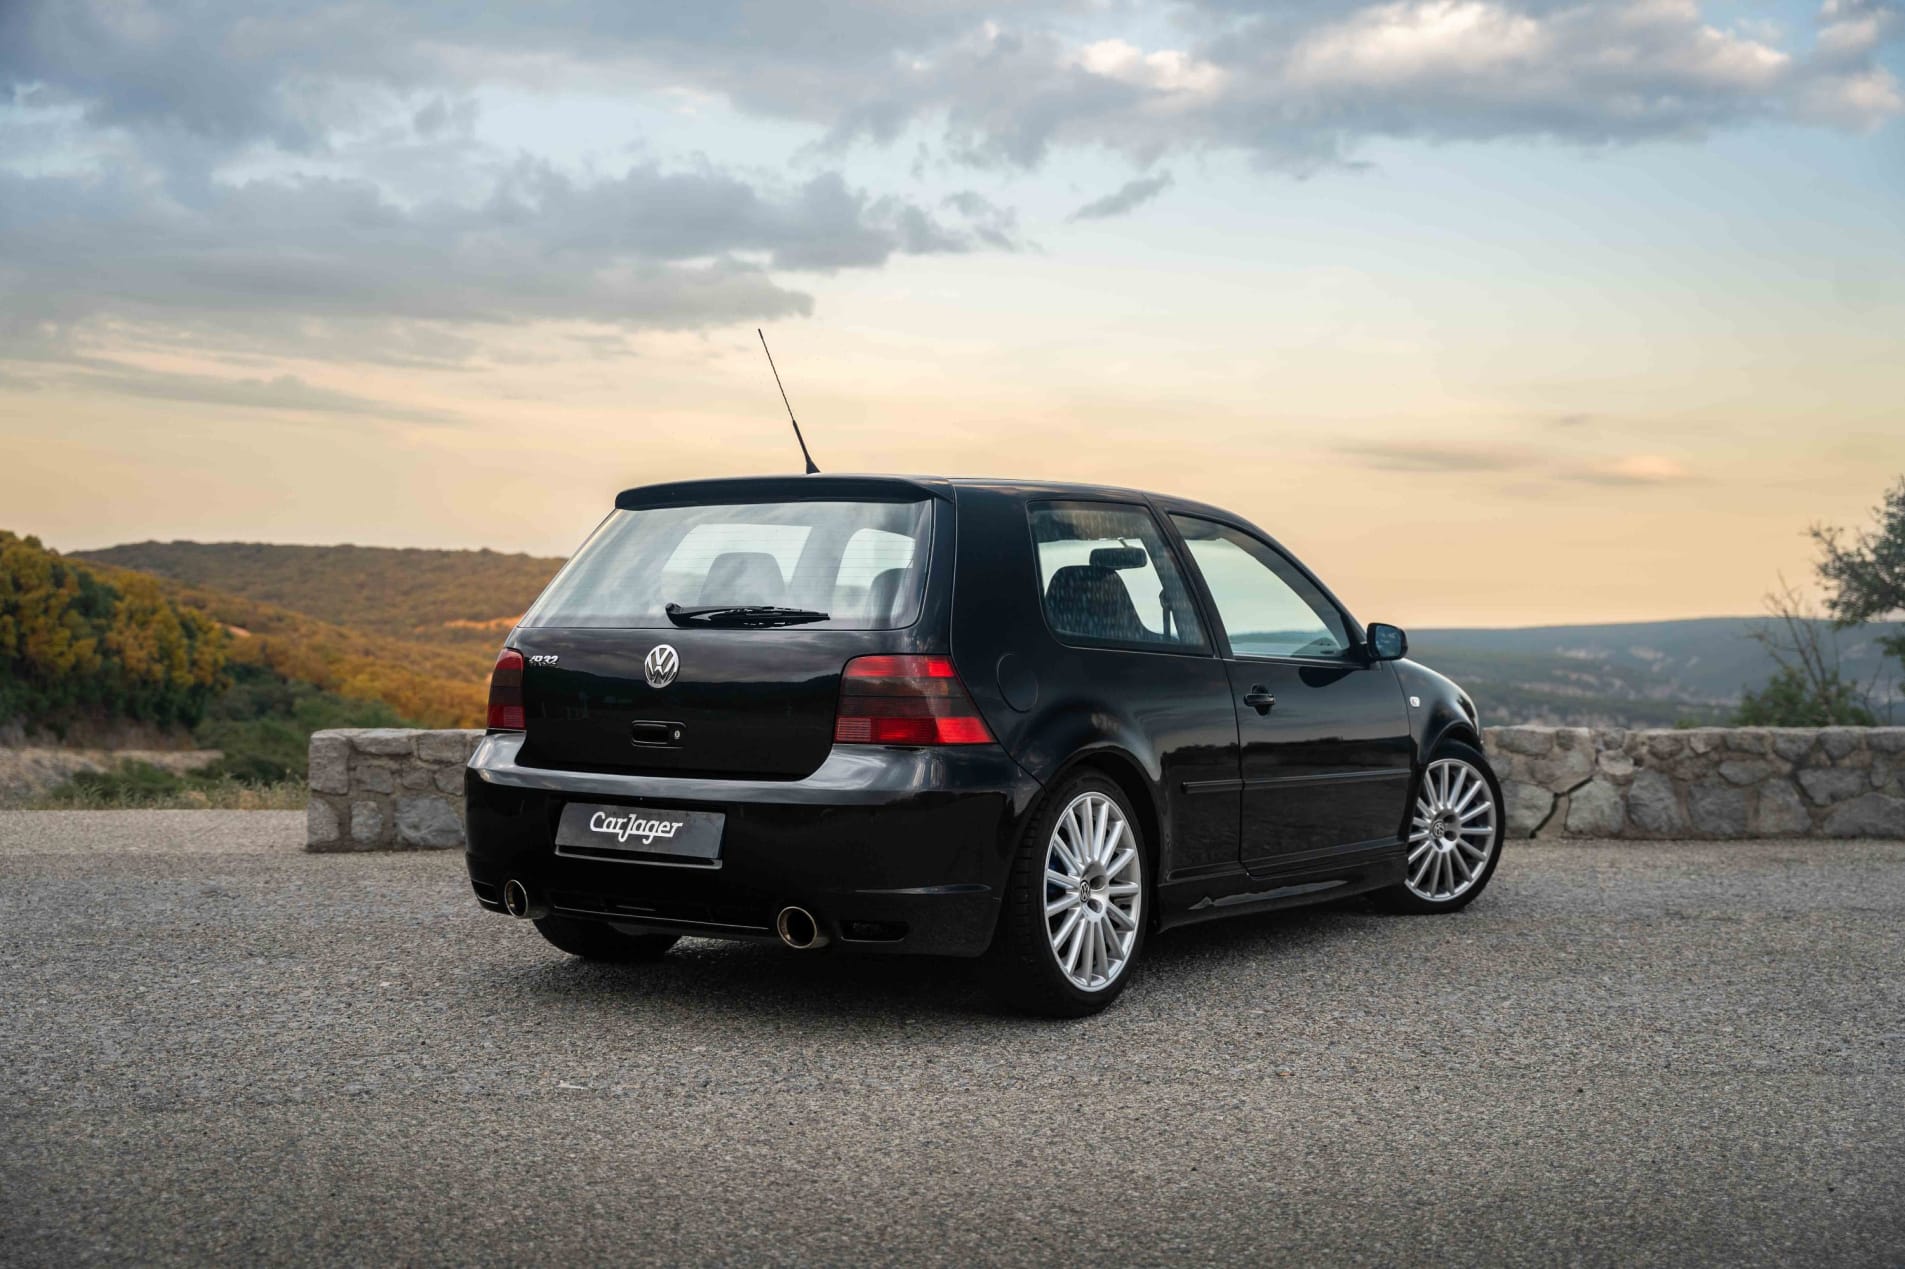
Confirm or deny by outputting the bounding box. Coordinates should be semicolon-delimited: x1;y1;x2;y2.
775;906;829;950
501;879;549;920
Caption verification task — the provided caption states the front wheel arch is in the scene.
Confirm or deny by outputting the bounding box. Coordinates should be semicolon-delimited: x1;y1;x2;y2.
1374;738;1504;914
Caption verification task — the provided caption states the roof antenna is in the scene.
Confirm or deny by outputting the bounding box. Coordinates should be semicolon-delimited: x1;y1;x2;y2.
758;328;818;474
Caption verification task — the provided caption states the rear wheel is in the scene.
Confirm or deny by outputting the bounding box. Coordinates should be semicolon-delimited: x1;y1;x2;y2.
532;915;679;962
988;773;1147;1017
1373;740;1503;913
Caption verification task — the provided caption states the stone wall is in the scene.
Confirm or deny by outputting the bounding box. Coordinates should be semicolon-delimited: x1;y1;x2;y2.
1486;726;1905;839
305;726;1905;850
305;728;482;852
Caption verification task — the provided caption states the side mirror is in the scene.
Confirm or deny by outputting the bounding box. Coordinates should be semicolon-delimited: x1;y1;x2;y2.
1366;622;1408;661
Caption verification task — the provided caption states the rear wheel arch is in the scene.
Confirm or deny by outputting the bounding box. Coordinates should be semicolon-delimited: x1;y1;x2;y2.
1050;748;1162;888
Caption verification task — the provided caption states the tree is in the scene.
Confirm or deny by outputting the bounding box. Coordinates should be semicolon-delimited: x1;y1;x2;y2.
1734;578;1878;727
1812;476;1905;679
1736;667;1876;727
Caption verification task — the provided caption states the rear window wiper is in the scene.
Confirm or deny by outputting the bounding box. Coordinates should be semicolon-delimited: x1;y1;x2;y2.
664;603;831;628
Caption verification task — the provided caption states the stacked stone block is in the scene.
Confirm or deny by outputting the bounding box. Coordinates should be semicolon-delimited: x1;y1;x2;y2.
1486;726;1905;840
304;726;1905;849
306;728;483;852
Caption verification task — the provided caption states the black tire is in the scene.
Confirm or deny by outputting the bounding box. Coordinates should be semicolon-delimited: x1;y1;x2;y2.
532;915;679;962
987;772;1149;1018
1372;739;1504;914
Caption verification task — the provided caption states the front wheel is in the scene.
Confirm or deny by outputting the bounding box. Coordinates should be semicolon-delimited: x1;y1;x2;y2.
1372;741;1504;914
987;773;1147;1018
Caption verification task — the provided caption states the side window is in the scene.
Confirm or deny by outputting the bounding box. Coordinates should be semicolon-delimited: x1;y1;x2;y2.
1170;516;1351;659
1029;502;1206;652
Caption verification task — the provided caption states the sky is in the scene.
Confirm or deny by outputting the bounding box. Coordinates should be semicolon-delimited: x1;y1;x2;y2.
2;0;1901;627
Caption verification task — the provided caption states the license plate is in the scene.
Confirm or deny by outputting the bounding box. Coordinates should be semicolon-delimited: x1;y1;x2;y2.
555;803;725;863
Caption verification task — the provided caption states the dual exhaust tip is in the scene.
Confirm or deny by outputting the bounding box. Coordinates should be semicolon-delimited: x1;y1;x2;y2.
501;879;549;921
502;881;828;951
774;905;829;951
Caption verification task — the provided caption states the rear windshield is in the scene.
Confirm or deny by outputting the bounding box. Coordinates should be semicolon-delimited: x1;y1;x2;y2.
522;499;933;629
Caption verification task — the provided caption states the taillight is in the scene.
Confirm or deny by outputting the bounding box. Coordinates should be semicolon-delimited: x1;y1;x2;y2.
487;648;525;730
834;655;993;746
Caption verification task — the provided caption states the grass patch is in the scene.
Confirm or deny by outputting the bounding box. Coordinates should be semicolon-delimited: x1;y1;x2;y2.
14;761;307;811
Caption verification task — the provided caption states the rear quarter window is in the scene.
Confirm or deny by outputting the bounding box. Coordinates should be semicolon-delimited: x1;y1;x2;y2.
1027;501;1207;653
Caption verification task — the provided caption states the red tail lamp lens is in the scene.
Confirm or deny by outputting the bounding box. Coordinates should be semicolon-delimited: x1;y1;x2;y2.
487;648;525;730
834;655;993;746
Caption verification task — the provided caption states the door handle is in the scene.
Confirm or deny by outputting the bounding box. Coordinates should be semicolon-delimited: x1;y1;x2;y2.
1242;687;1276;715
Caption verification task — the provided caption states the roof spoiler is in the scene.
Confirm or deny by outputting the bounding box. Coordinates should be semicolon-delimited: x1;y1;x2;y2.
614;475;948;510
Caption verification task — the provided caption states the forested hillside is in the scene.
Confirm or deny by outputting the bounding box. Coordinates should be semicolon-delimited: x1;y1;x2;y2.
79;541;563;644
0;531;227;731
76;559;493;729
2;533;472;802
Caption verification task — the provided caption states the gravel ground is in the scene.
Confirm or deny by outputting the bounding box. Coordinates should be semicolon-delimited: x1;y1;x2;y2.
1;811;1901;1267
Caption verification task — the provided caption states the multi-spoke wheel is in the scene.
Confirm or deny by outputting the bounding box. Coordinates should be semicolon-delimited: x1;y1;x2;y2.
989;773;1148;1016
1042;790;1143;991
1376;741;1503;913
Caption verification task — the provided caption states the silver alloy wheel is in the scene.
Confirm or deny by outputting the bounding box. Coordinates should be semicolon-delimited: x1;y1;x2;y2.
1406;757;1499;902
1043;790;1143;991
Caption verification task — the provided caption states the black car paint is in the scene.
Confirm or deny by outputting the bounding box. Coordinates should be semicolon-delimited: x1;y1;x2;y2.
464;474;1485;955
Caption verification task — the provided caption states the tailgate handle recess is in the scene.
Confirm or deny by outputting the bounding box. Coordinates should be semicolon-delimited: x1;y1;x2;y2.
629;720;686;748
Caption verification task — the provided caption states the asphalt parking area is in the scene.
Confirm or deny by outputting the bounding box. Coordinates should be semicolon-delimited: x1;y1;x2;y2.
2;811;1901;1266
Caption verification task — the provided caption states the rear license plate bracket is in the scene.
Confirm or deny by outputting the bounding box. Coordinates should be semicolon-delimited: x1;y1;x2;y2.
554;802;725;864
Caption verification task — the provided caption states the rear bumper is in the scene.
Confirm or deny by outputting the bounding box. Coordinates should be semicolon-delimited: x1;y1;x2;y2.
463;732;1043;956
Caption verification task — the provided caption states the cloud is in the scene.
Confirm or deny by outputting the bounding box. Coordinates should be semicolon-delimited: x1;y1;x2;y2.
780;2;1902;170
940;190;1022;249
5;2;1896;172
0;160;1003;366
1339;442;1530;473
69;365;458;425
1340;443;1697;486
1562;454;1697;485
1;0;1897;375
1068;172;1174;222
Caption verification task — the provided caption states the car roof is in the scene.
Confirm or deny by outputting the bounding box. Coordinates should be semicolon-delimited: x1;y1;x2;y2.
613;472;1247;524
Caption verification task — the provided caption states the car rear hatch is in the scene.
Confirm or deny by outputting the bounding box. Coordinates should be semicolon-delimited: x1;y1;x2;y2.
510;477;950;780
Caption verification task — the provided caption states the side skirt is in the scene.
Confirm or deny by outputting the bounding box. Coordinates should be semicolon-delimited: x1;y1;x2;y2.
1153;838;1406;931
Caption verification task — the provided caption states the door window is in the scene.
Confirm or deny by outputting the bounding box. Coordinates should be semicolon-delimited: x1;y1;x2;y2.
1029;502;1206;652
1170;516;1351;659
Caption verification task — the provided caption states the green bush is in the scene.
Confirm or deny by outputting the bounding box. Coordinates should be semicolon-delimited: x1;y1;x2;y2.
194;664;412;783
59;761;188;803
25;760;307;810
1735;666;1877;727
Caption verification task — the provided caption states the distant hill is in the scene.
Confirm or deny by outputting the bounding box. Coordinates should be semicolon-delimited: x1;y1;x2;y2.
78;541;564;646
71;540;1905;729
1411;618;1903;728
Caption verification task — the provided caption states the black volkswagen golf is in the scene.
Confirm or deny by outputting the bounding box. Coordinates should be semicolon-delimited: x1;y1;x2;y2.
466;475;1502;1016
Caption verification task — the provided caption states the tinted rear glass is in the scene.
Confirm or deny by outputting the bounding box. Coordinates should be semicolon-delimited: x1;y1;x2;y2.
523;500;933;629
